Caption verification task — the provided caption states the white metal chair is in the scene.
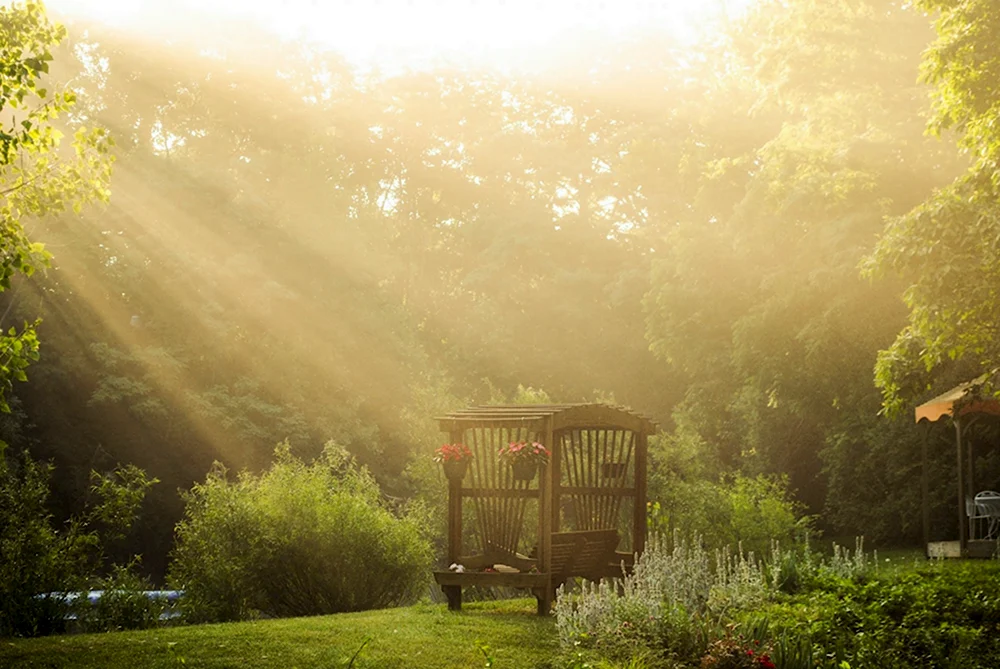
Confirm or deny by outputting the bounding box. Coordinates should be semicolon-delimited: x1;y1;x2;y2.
974;491;1000;540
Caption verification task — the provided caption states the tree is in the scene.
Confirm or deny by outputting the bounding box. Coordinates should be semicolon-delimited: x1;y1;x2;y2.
0;1;113;410
643;0;961;525
866;0;1000;412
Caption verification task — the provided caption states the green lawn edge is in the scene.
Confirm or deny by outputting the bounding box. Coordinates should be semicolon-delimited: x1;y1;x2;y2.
0;599;560;669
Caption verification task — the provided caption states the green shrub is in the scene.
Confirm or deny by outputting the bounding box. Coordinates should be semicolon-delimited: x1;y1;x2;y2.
167;462;268;623
765;537;875;595
170;441;433;623
649;472;810;559
0;447;154;638
743;562;1000;669
0;447;92;637
78;562;165;632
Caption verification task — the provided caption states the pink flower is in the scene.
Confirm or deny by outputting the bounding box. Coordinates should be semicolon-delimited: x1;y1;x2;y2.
498;441;550;464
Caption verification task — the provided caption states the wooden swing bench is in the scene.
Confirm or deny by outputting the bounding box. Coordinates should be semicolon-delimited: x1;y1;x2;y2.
433;529;621;582
433;529;623;613
430;404;656;615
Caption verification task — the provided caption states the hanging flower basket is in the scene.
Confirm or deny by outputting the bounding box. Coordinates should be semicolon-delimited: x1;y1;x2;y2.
442;458;470;481
511;459;537;481
498;441;549;482
434;443;473;481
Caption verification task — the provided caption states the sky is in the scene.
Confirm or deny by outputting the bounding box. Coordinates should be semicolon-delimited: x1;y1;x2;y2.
46;0;752;71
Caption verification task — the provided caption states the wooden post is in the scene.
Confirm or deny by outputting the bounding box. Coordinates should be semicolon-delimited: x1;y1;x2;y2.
444;584;461;611
633;431;648;557
921;421;930;556
968;437;976;504
447;476;462;564
445;428;464;611
956;419;966;553
550;425;561;540
534;588;547;616
539;417;555;614
968;436;977;542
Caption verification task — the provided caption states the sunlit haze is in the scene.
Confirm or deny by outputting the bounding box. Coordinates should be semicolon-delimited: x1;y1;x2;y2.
49;0;751;71
24;0;757;475
0;0;989;639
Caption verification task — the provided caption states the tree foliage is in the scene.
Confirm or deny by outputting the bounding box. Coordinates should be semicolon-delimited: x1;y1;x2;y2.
642;0;961;529
867;0;1000;411
0;1;113;411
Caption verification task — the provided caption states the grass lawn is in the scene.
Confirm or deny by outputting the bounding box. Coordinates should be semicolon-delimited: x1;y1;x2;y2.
0;599;560;669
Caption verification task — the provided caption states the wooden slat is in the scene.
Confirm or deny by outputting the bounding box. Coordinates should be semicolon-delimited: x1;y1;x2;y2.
494;425;505;552
486;426;500;553
437;403;658;435
566;429;583;529
511;427;531;554
585;430;595;529
470;427;488;554
498;425;512;552
438;418;546;433
454;404;575;413
551;418;562;536
448;428;463;563
540;416;555;614
456;552;538;571
461;487;540;498
550;529;620;580
550;536;583;577
449;410;556;416
440;413;550;419
598;430;610;526
609;431;634;527
575;430;586;529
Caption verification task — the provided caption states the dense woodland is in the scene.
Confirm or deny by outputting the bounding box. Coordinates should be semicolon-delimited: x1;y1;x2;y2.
3;0;1000;590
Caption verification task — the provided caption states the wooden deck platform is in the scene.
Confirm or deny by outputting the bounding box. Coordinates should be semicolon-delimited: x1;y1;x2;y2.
432;571;549;589
927;540;998;559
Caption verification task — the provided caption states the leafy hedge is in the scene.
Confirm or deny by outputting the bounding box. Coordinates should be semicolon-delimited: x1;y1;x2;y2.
169;442;432;623
745;561;1000;669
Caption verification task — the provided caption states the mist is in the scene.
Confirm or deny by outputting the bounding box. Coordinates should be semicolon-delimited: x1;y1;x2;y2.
0;0;976;583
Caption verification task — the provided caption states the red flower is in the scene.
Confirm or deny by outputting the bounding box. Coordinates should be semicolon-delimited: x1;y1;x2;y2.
434;443;473;463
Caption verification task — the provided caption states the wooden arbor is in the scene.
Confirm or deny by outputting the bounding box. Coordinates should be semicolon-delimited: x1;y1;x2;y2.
431;403;657;614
